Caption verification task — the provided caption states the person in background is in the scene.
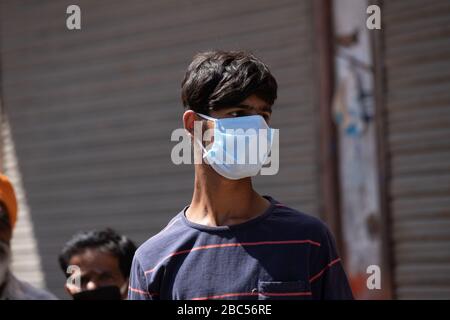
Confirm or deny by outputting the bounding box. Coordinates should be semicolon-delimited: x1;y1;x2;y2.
59;228;136;300
0;174;57;300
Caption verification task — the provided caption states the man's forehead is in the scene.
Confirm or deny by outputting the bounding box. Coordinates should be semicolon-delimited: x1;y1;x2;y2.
241;95;271;108
69;249;119;269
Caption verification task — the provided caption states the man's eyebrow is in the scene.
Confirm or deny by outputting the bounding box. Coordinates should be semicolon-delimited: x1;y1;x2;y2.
234;104;272;113
233;104;252;110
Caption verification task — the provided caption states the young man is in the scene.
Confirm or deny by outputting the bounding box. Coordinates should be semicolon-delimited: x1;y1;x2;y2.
129;51;353;300
59;228;136;300
0;174;56;300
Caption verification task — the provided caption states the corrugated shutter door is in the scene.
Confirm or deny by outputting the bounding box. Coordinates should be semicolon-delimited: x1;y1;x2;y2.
383;0;450;299
0;0;318;298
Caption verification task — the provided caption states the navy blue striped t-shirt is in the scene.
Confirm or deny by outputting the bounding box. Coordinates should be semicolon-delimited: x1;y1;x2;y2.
128;196;353;300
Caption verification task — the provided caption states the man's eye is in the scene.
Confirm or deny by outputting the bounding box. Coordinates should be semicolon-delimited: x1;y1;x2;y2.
230;111;244;117
229;111;270;121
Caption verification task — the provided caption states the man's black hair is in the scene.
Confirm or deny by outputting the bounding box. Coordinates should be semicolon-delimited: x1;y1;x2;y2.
58;228;137;279
181;50;278;115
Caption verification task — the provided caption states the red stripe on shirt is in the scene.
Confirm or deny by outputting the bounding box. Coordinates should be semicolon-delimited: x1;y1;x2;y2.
128;286;159;296
144;239;321;274
309;258;341;283
192;291;312;300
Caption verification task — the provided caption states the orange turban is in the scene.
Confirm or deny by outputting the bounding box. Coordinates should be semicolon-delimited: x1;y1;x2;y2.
0;174;17;229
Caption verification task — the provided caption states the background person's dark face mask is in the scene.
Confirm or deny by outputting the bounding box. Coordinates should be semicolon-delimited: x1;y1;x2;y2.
72;285;122;300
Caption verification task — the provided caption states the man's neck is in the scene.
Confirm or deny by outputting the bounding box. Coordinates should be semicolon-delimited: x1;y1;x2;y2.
186;165;270;227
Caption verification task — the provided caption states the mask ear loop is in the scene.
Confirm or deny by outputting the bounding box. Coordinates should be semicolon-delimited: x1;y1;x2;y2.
196;113;217;122
194;136;208;154
261;128;275;166
194;132;217;166
192;113;213;159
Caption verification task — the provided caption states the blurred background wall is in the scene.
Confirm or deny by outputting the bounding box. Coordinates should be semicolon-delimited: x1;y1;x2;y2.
0;0;449;299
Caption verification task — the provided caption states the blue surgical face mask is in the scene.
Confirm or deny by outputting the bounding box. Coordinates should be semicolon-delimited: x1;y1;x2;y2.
195;113;274;180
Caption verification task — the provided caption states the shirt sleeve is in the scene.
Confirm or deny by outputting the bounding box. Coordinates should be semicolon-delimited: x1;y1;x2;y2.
309;224;354;300
128;254;158;300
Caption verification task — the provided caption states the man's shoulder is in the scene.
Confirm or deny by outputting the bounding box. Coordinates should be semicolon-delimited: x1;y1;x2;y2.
6;274;57;300
267;200;330;239
134;212;189;262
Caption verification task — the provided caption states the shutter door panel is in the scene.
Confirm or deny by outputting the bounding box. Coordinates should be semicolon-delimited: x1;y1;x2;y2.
383;0;450;299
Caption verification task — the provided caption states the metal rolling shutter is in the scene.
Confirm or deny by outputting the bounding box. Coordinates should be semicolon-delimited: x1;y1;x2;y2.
383;0;450;299
0;0;319;298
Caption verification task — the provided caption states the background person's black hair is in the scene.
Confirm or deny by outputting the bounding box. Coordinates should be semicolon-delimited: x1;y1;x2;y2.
181;50;278;115
58;228;137;279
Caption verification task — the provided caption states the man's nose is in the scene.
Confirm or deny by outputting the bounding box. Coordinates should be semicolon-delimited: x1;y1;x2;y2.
86;281;97;291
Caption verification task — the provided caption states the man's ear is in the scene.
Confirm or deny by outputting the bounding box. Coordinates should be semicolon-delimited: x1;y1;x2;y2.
183;110;198;136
